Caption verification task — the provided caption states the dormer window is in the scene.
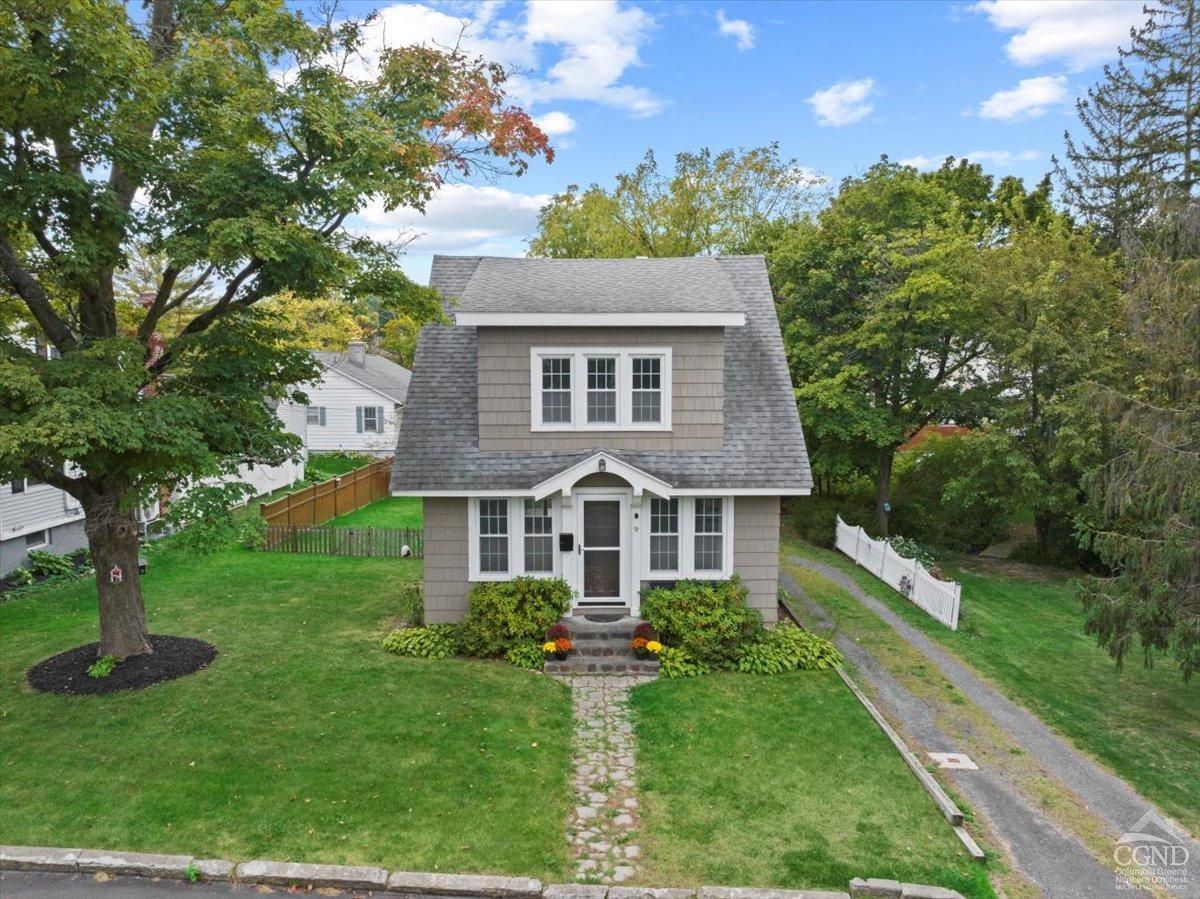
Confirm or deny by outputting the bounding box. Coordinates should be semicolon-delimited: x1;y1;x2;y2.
531;347;672;431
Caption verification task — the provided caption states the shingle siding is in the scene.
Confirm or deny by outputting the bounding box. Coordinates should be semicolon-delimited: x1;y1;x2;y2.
422;497;470;623
478;325;723;452
733;495;781;625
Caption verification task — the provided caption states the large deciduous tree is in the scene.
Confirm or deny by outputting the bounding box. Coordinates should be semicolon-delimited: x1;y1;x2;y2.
527;144;824;258
765;159;996;536
987;210;1126;558
0;0;548;658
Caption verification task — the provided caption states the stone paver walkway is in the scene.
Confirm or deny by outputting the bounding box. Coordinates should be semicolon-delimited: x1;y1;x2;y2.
557;674;655;884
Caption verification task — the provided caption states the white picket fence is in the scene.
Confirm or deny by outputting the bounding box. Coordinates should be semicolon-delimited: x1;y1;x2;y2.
834;515;962;630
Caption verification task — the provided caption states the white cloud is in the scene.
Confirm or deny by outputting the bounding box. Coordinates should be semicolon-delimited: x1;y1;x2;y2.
715;9;755;51
357;183;551;255
978;74;1068;121
333;1;663;118
533;110;577;135
972;1;1144;70
806;78;876;127
520;0;663;117
899;149;1040;170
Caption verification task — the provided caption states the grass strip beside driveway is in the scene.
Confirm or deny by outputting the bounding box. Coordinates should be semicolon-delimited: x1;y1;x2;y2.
630;672;992;898
0;547;572;879
785;538;1200;837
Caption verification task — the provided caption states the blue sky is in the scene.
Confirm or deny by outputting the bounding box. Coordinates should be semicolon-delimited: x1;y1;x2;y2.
317;0;1148;282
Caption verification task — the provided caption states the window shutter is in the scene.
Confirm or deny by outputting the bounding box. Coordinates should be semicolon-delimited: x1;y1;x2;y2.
377;406;385;431
356;407;363;433
319;407;326;426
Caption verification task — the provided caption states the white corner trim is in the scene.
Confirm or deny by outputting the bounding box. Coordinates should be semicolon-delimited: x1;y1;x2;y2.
455;312;745;328
531;452;674;500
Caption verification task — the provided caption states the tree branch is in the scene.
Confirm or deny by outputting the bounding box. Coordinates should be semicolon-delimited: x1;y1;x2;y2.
0;237;76;349
136;265;180;342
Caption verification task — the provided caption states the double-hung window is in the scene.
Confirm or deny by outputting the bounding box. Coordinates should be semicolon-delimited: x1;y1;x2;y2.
646;496;731;577
531;348;671;430
523;499;554;573
478;499;509;574
649;497;679;572
357;406;384;433
306;406;326;426
631;357;663;424
541;357;572;424
694;498;725;571
586;357;618;424
471;497;560;580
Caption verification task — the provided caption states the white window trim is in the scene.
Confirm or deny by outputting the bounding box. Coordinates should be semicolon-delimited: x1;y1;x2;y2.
530;347;673;432
25;529;49;549
468;496;562;581
645;495;734;580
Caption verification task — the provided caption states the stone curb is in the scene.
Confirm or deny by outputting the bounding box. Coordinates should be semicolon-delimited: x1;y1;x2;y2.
77;849;195;880
387;871;543;897
236;859;389;890
0;846;82;873
0;846;234;882
698;888;851;899
0;846;960;899
849;878;965;899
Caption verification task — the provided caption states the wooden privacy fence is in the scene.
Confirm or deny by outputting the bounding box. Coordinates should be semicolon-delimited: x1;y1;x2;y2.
834;515;962;630
260;458;391;527
263;524;422;558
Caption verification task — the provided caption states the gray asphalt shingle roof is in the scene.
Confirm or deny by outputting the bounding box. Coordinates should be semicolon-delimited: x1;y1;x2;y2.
453;256;743;315
391;254;811;492
313;350;411;404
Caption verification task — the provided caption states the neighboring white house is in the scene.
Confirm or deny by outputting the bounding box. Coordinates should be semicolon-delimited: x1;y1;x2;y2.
0;477;88;577
283;341;411;457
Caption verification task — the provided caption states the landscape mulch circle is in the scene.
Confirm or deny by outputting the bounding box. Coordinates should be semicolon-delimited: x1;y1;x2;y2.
26;635;217;695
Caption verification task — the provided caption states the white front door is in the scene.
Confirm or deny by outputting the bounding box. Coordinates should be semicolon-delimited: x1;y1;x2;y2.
575;493;628;607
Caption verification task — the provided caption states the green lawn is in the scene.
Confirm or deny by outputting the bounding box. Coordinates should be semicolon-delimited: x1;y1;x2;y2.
0;546;573;877
331;496;423;530
783;538;1200;837
631;673;992;897
306;452;373;482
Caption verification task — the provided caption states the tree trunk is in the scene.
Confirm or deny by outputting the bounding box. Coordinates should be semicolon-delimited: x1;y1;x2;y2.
83;491;152;659
1034;511;1051;556
875;447;895;538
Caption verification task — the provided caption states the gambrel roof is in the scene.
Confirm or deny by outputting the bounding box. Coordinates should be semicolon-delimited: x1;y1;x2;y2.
390;255;811;494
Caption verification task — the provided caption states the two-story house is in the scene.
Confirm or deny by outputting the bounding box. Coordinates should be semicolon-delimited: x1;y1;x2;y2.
390;255;812;623
280;342;411;457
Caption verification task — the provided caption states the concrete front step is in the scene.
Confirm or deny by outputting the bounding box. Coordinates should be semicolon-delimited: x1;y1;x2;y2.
545;658;660;675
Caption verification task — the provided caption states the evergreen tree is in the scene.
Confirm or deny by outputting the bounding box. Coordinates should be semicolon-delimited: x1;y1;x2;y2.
1128;0;1200;195
1077;199;1200;681
1055;64;1151;245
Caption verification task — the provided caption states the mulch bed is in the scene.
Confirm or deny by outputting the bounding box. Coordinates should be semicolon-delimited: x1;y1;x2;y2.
27;635;217;695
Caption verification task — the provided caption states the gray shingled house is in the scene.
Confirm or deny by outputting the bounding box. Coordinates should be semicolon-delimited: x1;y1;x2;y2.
390;255;811;623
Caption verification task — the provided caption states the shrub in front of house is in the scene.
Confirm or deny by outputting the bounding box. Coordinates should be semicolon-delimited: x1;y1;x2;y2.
657;645;710;678
381;624;460;659
641;577;761;667
457;577;573;657
733;622;843;675
397;582;424;626
505;641;545;670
